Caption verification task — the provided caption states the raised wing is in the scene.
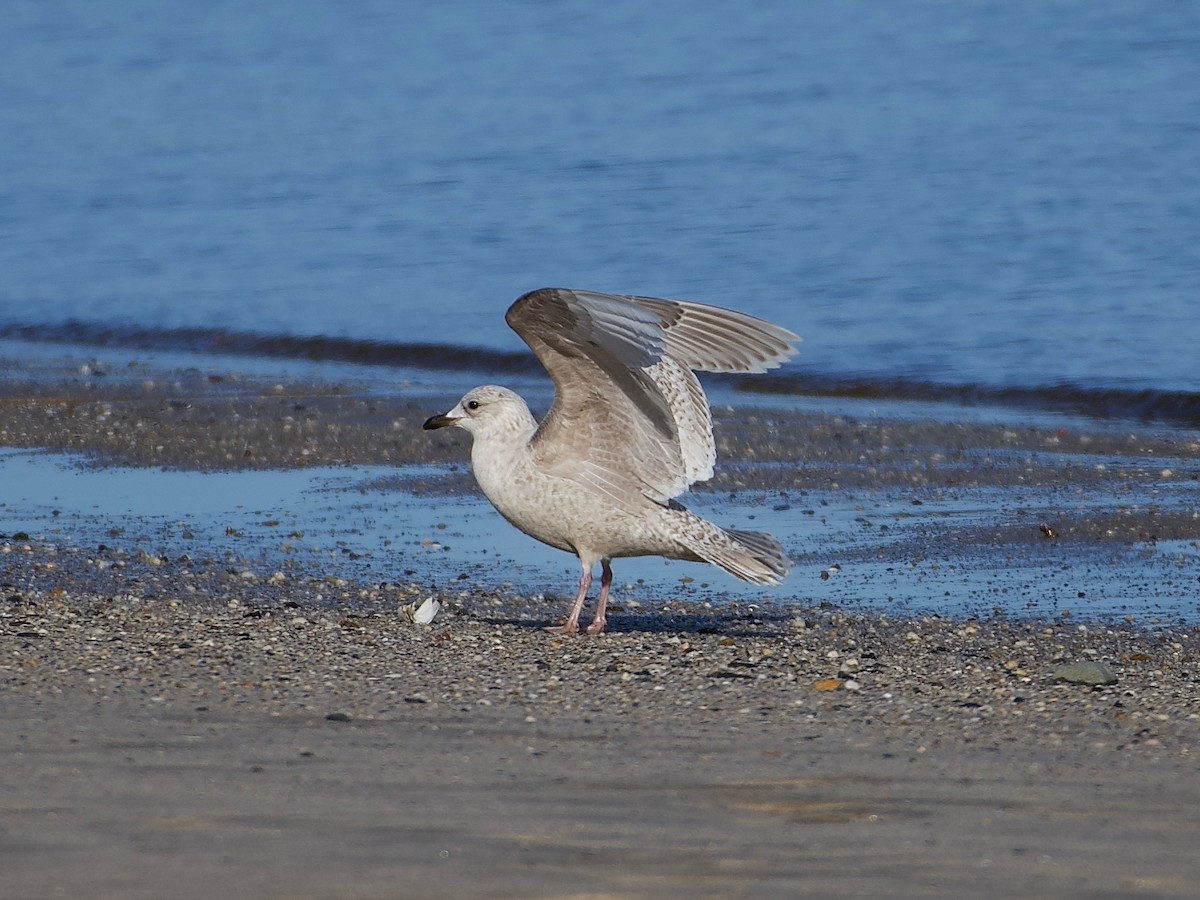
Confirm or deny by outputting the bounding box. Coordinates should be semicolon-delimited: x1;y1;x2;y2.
505;287;799;504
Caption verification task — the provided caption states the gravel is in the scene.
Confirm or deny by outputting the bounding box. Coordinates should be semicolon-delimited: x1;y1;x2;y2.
4;537;1197;756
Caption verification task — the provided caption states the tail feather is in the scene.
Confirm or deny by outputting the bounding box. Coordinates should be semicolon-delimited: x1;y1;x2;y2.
719;528;790;585
670;509;789;585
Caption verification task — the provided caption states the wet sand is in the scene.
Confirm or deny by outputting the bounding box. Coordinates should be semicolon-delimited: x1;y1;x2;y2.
2;352;1200;898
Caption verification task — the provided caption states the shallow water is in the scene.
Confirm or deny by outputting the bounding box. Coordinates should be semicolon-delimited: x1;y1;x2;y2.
1;1;1198;420
3;449;1196;624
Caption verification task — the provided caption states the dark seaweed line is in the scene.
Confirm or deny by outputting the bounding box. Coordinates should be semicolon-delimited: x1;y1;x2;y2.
2;320;1197;427
737;373;1200;428
0;319;541;376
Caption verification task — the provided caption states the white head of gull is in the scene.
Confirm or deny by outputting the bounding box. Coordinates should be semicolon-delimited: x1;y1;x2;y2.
424;287;800;635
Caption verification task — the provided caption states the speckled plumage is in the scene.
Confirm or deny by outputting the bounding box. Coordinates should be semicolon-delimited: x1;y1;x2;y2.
423;287;799;634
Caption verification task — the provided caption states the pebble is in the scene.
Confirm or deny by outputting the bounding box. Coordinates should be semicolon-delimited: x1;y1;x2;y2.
1054;661;1118;686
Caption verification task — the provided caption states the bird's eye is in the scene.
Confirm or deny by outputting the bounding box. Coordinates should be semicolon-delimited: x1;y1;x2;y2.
466;399;480;411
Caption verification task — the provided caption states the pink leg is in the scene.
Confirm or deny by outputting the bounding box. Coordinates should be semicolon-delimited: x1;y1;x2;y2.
544;566;591;635
585;560;613;636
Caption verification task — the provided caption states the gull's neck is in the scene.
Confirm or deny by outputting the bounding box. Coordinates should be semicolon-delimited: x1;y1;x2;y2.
468;397;540;514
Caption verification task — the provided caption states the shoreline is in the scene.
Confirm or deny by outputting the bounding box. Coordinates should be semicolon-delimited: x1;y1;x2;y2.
3;350;1200;897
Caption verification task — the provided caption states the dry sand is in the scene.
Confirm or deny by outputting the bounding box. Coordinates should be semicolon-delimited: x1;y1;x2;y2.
2;353;1199;898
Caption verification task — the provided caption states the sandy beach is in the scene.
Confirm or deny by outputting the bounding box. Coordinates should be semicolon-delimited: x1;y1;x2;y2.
2;352;1199;898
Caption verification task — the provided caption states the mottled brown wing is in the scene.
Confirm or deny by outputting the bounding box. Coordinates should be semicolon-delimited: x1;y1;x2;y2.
505;287;799;504
506;288;685;505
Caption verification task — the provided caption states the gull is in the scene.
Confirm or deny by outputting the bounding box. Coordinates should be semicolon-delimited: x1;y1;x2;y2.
423;287;799;635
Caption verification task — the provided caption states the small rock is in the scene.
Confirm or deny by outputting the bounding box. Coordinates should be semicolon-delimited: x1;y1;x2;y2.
1054;661;1117;686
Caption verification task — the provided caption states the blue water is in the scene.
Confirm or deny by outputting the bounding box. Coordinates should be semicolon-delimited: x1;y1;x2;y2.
4;449;1197;622
2;1;1198;406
